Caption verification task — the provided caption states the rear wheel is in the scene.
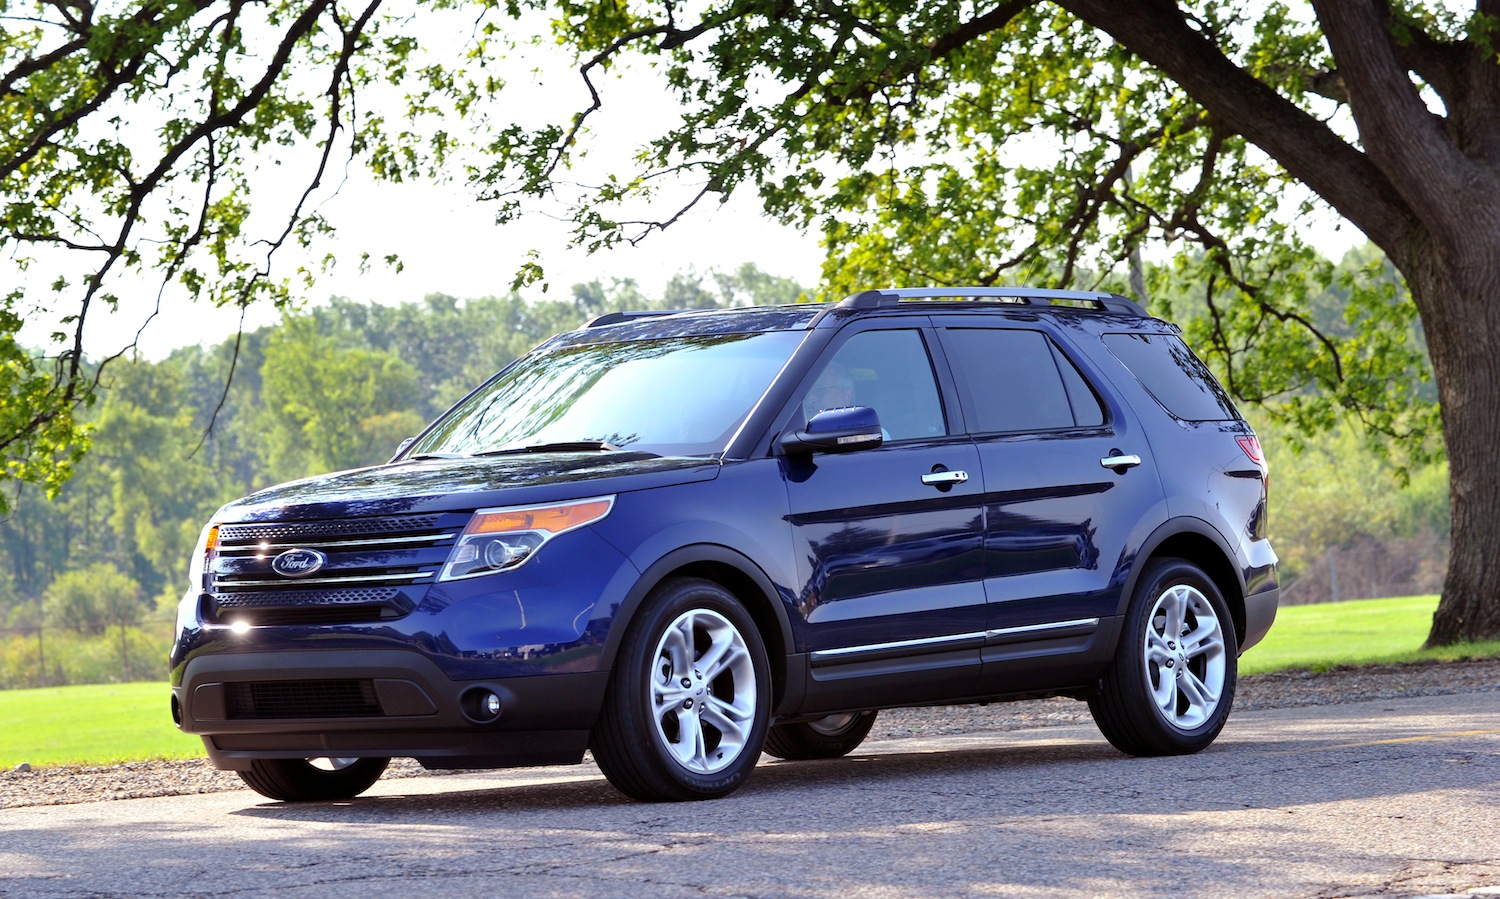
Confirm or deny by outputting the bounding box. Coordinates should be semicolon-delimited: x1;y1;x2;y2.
237;756;389;802
763;711;878;760
1089;558;1236;756
591;577;771;801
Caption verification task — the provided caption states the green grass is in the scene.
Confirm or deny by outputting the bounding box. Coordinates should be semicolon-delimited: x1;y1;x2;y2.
0;682;205;768
1239;594;1500;675
2;595;1498;768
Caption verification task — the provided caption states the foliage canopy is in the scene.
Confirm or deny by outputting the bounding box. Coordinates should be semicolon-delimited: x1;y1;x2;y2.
0;1;1446;483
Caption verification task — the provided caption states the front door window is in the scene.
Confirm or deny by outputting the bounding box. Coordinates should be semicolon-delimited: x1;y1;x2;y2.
802;329;947;441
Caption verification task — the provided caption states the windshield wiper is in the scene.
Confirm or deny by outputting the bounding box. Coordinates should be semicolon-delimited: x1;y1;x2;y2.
405;451;470;460
473;441;625;457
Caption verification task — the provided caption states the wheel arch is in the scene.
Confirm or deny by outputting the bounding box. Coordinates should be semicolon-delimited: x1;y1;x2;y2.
600;544;798;712
1130;521;1247;649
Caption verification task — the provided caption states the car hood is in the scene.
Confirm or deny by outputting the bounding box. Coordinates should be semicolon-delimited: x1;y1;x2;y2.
215;452;722;522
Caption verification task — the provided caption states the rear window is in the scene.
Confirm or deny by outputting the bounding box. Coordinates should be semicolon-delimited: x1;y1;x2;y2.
1102;333;1238;422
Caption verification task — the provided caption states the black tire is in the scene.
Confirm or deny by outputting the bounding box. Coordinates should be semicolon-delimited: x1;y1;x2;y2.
1089;558;1237;756
237;757;390;802
763;711;878;760
590;577;772;801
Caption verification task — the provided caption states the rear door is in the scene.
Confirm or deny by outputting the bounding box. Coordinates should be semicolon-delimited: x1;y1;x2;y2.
934;319;1167;683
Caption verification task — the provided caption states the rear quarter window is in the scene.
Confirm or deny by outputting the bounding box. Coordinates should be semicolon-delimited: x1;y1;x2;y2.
1102;333;1239;422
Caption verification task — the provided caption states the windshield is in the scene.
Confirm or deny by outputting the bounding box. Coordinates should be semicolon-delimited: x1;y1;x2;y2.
407;331;804;458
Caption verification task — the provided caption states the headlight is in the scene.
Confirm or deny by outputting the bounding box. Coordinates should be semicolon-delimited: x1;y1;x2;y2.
439;497;614;581
177;522;219;633
186;523;219;593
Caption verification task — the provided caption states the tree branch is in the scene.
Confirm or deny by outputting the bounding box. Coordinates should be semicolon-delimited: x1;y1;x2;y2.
929;0;1038;58
0;0;217;182
1310;0;1478;236
1058;0;1417;254
195;0;384;451
56;0;345;445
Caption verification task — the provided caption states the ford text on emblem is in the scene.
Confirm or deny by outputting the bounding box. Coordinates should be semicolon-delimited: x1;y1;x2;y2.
271;548;327;578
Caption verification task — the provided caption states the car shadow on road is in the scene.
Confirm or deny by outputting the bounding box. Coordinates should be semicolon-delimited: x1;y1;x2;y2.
219;711;1500;827
222;737;1211;822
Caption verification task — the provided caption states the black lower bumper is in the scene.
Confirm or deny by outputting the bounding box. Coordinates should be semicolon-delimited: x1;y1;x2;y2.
1242;585;1279;653
173;649;609;771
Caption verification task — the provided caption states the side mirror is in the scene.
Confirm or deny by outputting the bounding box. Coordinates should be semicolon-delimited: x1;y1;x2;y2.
390;436;415;463
778;406;884;455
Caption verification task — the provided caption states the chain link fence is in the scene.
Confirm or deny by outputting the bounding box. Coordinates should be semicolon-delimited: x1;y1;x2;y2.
0;621;177;689
1279;532;1448;606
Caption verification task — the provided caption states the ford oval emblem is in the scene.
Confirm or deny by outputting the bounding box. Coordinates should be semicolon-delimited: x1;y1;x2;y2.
271;548;327;578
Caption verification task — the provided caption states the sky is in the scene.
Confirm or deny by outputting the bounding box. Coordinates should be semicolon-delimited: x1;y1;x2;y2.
66;173;828;362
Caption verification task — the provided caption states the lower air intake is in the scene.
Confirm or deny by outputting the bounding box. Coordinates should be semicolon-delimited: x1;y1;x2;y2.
226;680;384;719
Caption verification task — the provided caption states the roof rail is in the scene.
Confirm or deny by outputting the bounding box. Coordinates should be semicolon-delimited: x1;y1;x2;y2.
833;287;1147;317
583;309;691;329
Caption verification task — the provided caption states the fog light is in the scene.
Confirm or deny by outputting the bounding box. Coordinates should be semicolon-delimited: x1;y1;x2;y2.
461;687;504;722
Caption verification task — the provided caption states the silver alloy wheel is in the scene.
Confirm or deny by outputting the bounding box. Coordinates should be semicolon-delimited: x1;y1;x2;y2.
806;713;860;736
649;608;758;775
1144;583;1228;730
307;757;361;771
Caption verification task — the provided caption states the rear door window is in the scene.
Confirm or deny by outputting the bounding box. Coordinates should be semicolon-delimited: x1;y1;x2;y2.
1102;333;1238;422
942;328;1105;433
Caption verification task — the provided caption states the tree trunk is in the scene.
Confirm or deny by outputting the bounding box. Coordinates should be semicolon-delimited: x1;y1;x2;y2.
1402;235;1500;645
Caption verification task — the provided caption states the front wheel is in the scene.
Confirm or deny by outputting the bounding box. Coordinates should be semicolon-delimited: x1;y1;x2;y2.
1089;558;1237;756
590;578;771;801
763;711;879;760
237;756;390;802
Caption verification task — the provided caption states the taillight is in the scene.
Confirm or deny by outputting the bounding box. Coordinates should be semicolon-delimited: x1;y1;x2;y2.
1237;434;1269;503
1235;435;1264;466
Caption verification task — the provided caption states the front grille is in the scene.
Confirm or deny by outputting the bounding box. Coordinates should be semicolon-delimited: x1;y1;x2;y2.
226;680;384;719
208;513;469;625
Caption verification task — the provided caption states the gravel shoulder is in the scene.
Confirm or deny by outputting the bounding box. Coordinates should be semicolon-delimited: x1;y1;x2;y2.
4;657;1496;810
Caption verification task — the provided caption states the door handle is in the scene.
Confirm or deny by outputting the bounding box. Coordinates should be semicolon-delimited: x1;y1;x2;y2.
921;470;970;486
1099;454;1142;470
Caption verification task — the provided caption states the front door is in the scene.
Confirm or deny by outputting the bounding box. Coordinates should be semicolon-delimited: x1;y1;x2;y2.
780;324;986;710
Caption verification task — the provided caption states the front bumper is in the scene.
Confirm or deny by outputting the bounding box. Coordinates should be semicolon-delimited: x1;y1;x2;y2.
173;648;608;771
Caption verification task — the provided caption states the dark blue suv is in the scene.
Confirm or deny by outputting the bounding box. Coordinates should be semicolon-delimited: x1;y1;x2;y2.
170;288;1278;802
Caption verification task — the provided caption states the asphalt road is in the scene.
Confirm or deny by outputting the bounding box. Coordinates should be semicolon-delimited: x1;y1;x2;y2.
2;690;1498;898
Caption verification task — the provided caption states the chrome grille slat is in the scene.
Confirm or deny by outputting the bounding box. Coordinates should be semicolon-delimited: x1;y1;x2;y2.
222;571;434;588
217;532;458;554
